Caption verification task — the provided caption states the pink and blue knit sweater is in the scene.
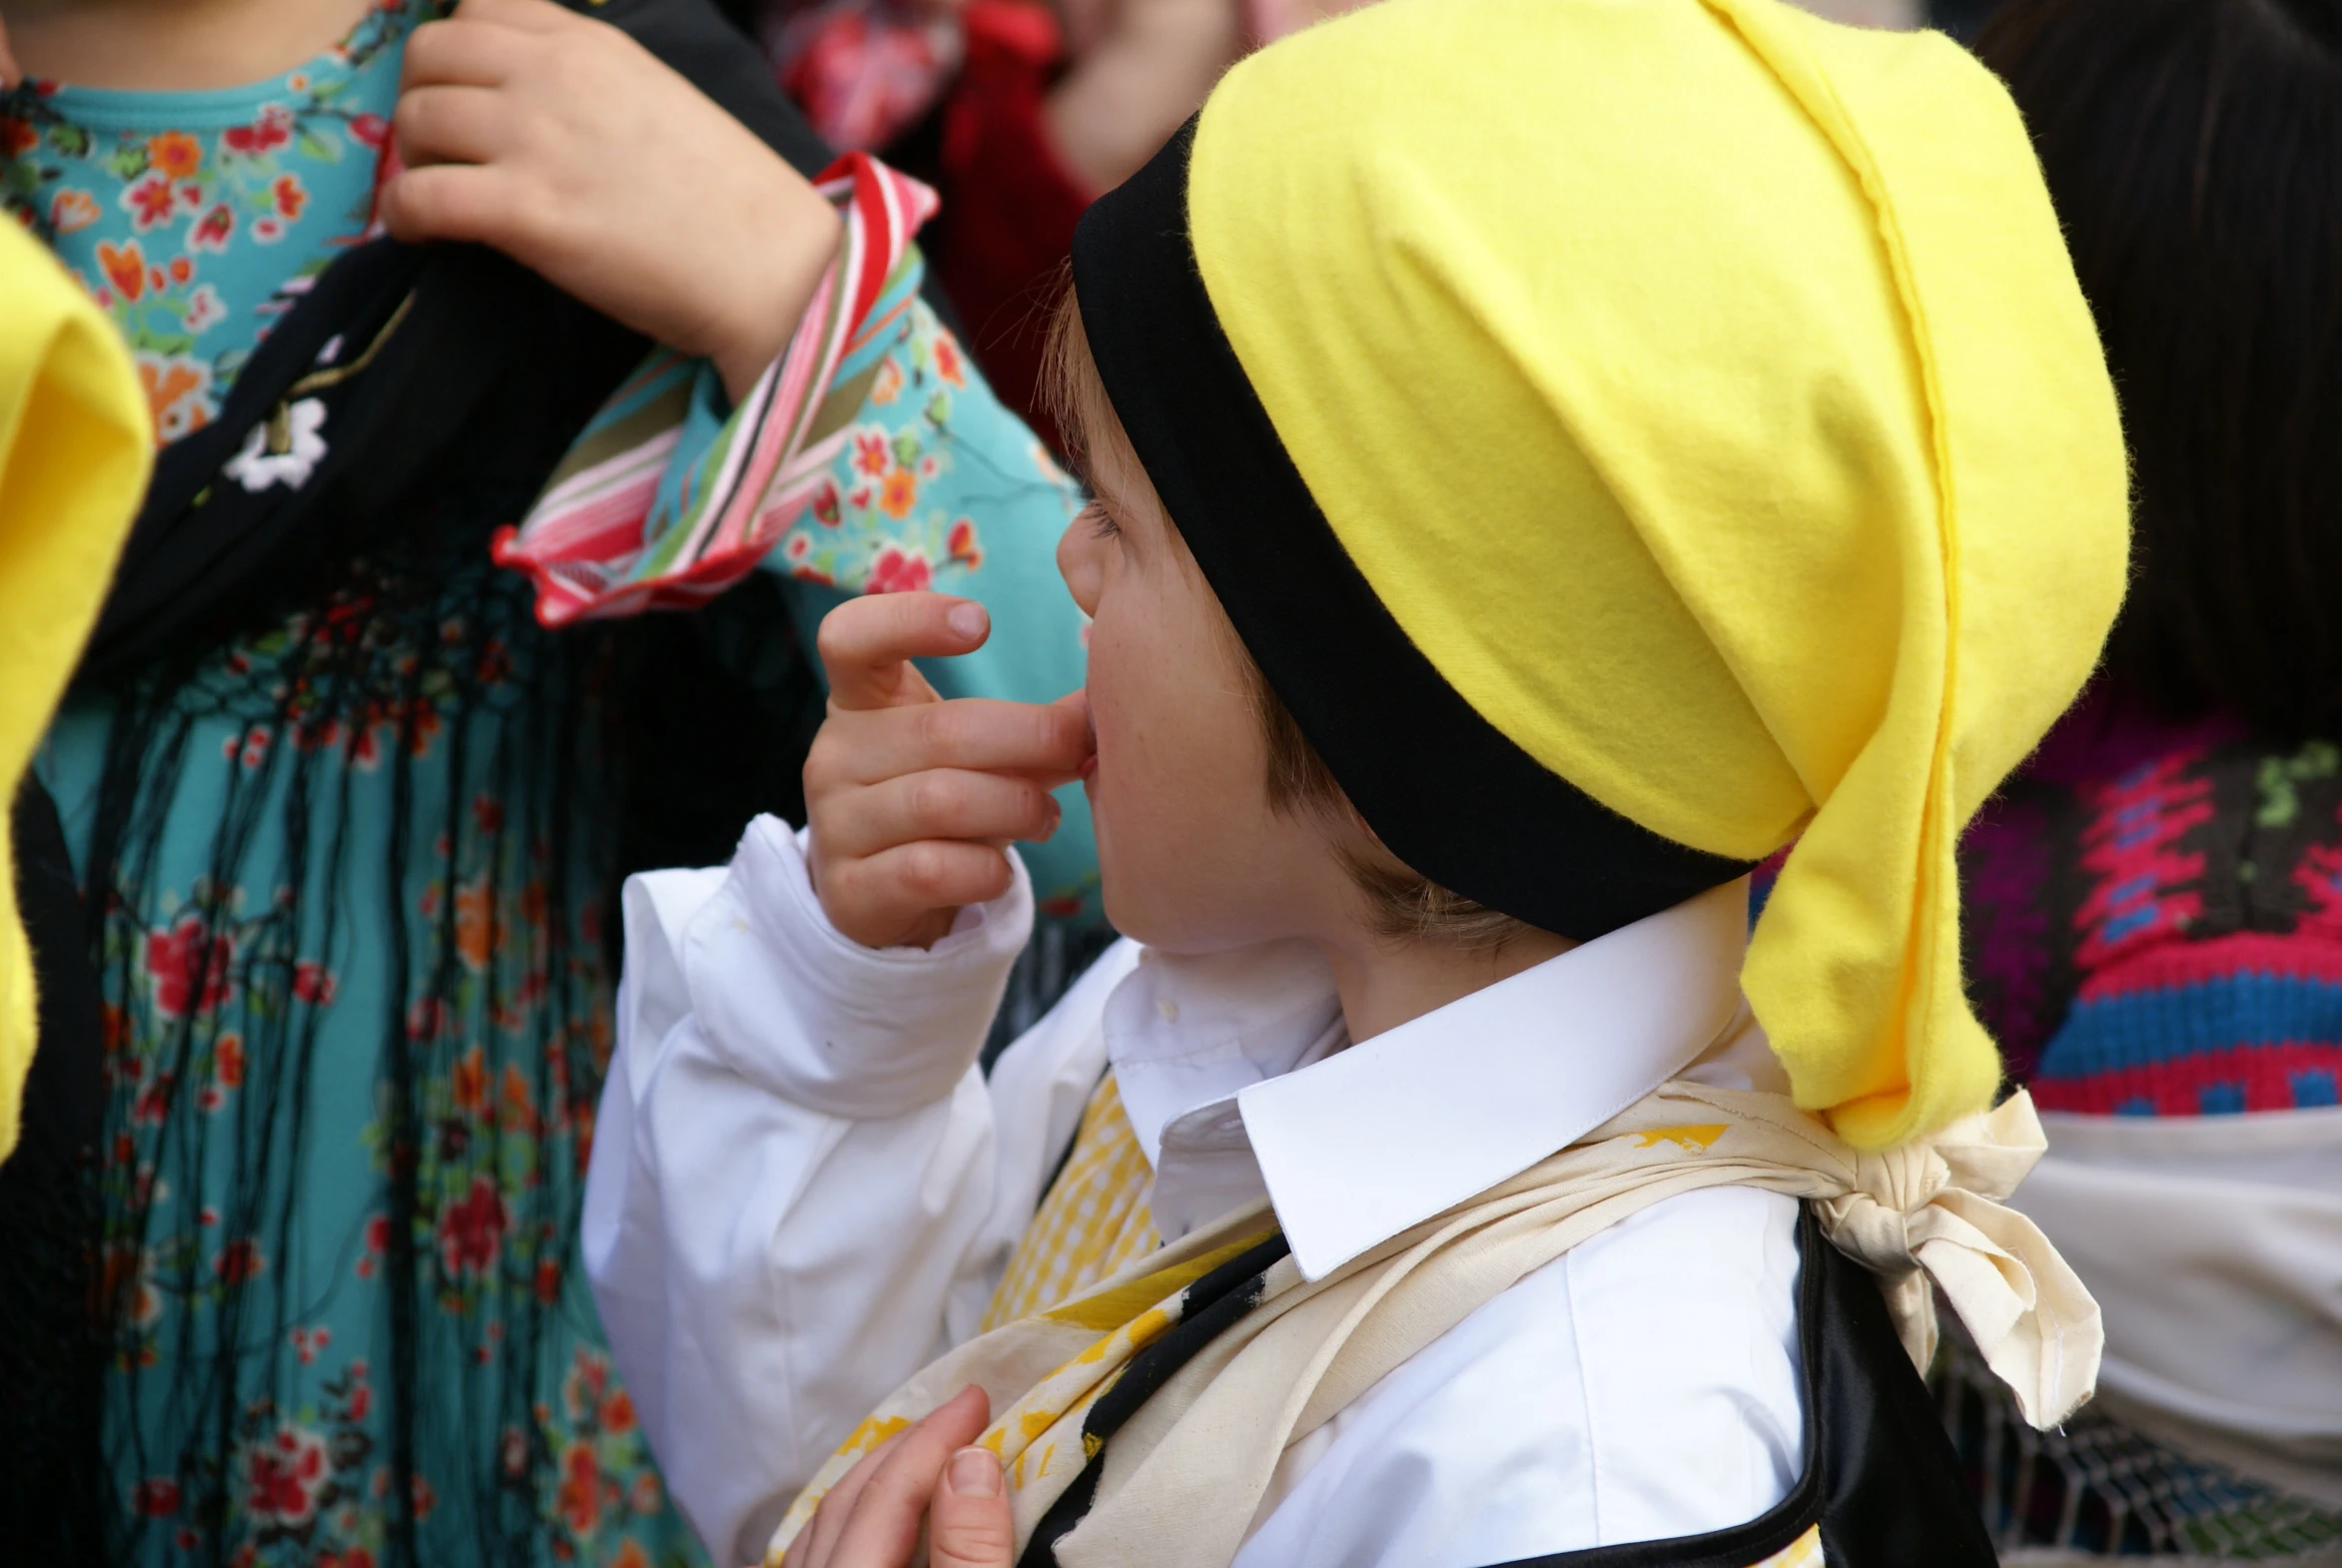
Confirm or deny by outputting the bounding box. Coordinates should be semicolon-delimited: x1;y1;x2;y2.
1959;686;2342;1116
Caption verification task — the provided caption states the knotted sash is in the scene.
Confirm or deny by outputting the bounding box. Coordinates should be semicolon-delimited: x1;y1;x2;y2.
767;1084;2099;1567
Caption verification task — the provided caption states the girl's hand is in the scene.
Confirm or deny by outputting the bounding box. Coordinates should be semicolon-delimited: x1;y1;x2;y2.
805;592;1093;951
793;1386;1014;1568
384;0;841;400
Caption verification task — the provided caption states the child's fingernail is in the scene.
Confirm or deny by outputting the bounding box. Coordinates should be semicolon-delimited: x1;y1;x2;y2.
949;1447;1002;1497
947;602;988;641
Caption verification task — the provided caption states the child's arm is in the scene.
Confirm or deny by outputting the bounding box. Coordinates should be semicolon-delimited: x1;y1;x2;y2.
393;0;1106;914
583;815;1024;1565
581;592;1110;1565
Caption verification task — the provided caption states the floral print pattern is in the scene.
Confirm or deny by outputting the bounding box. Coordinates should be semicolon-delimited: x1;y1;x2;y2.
51;425;1093;1568
26;244;1094;1568
50;556;696;1568
778;312;1018;592
113;1338;673;1568
0;0;416;439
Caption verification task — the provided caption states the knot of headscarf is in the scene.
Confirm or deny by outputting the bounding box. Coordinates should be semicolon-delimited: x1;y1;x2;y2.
1813;1092;2101;1427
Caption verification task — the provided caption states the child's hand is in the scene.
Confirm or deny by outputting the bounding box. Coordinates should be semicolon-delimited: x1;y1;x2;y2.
792;1385;1013;1568
806;592;1093;951
384;0;841;400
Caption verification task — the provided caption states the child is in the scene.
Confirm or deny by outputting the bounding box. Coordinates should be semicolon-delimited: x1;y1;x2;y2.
587;0;2127;1562
0;0;1097;1559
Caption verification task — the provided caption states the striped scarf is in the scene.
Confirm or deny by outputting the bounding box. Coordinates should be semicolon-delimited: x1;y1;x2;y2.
493;152;936;625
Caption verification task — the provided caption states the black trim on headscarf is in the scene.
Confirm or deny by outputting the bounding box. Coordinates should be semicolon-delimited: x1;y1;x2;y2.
1069;120;1756;943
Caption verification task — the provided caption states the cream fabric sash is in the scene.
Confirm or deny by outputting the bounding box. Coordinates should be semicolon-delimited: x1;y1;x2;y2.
768;1084;2100;1568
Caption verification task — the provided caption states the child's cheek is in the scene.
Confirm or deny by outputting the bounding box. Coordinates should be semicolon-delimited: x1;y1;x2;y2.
1083;663;1173;869
1077;640;1128;806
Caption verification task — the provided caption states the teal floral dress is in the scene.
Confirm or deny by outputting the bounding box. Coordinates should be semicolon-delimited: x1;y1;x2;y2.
2;7;1097;1565
0;0;409;443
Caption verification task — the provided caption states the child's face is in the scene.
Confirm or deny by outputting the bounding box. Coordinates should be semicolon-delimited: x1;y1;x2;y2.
1057;430;1353;954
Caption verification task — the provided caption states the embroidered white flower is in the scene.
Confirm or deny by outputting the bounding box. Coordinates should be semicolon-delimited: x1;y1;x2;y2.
183;284;227;334
224;397;328;491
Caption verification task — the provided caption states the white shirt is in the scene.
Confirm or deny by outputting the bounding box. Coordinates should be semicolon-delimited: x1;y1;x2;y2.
2010;1106;2342;1507
583;816;1806;1567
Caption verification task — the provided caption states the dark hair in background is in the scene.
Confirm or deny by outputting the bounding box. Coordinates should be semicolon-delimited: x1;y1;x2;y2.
1977;0;2342;740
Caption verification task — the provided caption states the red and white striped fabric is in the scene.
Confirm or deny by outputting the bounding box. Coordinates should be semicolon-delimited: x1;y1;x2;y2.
493;153;940;627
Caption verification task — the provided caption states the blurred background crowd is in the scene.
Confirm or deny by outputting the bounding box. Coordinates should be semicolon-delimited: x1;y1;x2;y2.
0;0;2336;1564
699;0;2004;454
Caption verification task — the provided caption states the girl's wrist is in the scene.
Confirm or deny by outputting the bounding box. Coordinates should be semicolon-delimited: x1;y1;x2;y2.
708;165;846;403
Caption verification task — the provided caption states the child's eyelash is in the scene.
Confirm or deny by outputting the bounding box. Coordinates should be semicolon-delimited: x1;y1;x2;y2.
1084;501;1124;540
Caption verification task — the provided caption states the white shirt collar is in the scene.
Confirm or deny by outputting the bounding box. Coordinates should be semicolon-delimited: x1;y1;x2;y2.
1102;877;1759;1280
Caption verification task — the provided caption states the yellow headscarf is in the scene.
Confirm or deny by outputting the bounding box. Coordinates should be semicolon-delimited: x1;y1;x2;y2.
1082;0;2127;1149
0;223;150;1162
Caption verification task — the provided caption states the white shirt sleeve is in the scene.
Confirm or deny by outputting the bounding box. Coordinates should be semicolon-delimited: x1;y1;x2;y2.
580;814;1134;1566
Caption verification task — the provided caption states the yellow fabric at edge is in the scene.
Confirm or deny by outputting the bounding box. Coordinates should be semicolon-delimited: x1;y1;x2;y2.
982;1073;1164;1331
0;223;150;1162
1186;0;2127;1149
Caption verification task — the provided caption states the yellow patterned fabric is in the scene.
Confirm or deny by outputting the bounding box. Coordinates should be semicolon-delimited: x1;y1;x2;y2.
982;1072;1163;1331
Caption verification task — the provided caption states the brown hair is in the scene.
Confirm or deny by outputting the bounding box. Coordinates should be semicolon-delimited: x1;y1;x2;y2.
1046;286;1532;951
